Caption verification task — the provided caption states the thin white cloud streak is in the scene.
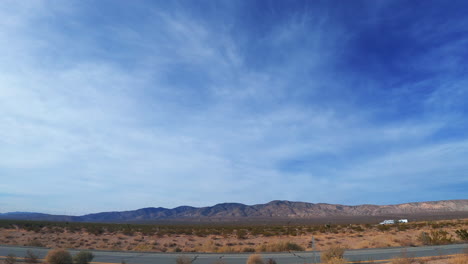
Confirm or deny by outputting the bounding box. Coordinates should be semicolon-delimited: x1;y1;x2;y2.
0;1;467;214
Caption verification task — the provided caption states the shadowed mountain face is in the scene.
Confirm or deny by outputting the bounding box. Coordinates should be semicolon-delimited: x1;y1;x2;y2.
1;200;467;223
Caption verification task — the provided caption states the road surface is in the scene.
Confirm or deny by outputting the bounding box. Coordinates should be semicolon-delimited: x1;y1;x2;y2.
1;244;467;264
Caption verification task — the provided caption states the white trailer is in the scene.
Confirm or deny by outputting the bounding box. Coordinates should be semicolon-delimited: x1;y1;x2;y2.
379;219;395;225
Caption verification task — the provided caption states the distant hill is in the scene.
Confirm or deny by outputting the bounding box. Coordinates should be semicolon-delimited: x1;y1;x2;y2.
0;212;77;222
2;199;467;223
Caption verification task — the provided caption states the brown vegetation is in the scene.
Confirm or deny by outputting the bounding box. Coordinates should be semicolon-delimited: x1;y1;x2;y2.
246;254;264;264
175;256;191;264
45;249;72;264
449;254;468;264
321;246;346;264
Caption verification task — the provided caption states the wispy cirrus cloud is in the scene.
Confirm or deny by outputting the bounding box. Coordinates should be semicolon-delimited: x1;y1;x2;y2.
0;0;467;214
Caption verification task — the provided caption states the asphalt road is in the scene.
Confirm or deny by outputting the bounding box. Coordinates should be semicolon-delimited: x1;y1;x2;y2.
1;244;467;264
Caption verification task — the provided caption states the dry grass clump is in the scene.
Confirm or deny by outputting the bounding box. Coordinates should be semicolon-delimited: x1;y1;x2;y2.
321;246;346;263
246;254;264;264
45;249;73;264
256;241;304;252
217;245;236;253
418;230;453;245
175;256;191;264
73;251;94;264
450;254;468;264
455;229;468;241
355;240;372;249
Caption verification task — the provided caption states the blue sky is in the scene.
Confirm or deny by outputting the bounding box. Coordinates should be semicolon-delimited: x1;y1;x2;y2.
1;0;467;215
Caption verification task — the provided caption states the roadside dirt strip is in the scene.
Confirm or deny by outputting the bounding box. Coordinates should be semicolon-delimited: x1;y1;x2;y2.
1;244;467;264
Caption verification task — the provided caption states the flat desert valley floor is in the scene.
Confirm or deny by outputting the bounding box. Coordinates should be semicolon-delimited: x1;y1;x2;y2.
1;219;467;253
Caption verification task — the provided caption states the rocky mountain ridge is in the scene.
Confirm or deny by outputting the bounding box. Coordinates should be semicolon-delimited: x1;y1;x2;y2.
1;199;467;223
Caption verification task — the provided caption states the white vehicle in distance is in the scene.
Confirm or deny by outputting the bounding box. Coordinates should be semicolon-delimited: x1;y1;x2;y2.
379;219;409;224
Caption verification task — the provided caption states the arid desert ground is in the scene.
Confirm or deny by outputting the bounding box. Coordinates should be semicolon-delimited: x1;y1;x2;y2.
1;219;467;253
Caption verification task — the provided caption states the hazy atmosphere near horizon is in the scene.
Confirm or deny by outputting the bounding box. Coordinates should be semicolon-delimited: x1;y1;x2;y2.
1;0;467;215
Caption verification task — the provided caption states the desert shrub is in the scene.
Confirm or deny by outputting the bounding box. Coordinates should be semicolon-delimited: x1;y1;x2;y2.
265;259;277;264
46;249;73;264
246;254;264;264
24;225;42;233
174;247;182;252
321;247;345;263
256;241;304;252
455;229;468;241
251;228;261;236
73;251;94;264
175;256;191;264
237;229;248;239
5;254;16;264
194;229;208;237
418;232;431;245
430;230;453;244
418;230;453;245
397;225;409;232
27;240;45;247
24;250;39;264
262;231;275;237
86;226;104;236
378;225;391;232
351;225;364;232
217;246;236;253
283;242;304;251
122;227;134;236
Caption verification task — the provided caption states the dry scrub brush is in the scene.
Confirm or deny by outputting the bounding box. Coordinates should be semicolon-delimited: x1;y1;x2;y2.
246;254;264;264
256;241;304;252
321;246;346;263
46;249;73;264
73;251;94;264
455;229;468;241
175;256;191;264
418;230;453;245
450;254;468;264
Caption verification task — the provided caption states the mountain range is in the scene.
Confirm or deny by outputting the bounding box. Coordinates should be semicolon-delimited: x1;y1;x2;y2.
1;199;467;223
